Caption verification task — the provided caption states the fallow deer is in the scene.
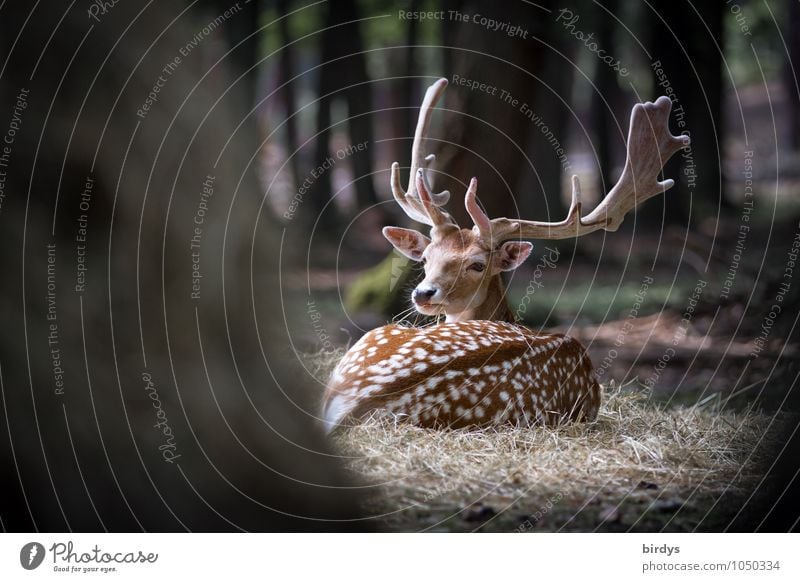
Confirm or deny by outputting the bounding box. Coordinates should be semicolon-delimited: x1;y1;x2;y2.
323;78;689;432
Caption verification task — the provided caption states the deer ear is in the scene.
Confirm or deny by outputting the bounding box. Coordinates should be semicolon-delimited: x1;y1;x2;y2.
382;227;431;261
493;241;533;273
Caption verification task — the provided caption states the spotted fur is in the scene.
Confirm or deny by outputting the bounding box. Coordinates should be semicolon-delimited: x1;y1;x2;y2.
322;321;600;432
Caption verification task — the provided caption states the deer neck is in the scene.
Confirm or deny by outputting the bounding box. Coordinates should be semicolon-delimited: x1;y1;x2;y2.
444;275;516;323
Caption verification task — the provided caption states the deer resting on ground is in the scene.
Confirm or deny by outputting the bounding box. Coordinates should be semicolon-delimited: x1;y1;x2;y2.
323;78;689;432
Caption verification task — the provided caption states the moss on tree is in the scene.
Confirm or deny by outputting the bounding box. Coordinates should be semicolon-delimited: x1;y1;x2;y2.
345;252;416;317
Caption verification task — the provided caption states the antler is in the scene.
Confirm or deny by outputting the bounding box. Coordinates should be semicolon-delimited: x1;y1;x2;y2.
390;78;456;227
468;96;690;245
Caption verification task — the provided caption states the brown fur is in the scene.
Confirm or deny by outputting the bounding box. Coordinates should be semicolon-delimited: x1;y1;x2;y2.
339;227;600;432
406;226;528;323
323;321;600;431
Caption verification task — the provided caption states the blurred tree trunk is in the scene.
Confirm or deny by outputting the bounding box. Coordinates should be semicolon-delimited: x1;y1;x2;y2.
339;0;378;211
276;0;302;195
0;0;363;531
520;13;574;226
384;0;421;215
307;8;340;234
206;0;261;171
440;0;465;79
786;0;800;151
644;0;726;226
438;1;552;227
402;0;421;145
306;0;378;237
210;0;260;102
589;0;623;194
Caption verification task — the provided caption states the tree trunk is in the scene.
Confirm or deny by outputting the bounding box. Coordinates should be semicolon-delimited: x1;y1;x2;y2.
786;0;800;151
276;0;303;197
402;0;421;147
589;0;623;195
0;0;363;531
438;0;552;227
519;12;575;226
306;0;378;236
306;2;342;235
644;0;726;226
338;0;379;210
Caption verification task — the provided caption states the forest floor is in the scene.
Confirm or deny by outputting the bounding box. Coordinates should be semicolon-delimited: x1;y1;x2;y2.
328;384;779;532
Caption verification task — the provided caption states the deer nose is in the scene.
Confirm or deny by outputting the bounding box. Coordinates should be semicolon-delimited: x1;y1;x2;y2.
413;287;437;304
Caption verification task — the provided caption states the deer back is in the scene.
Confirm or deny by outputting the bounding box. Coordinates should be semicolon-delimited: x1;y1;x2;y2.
323;321;600;431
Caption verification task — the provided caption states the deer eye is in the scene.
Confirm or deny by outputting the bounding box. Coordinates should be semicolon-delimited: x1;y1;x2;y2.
468;262;485;272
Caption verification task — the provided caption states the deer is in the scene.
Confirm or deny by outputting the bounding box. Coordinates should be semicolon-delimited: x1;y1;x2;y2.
322;77;689;433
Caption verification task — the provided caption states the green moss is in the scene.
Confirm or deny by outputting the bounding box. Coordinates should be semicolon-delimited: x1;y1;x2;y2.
344;252;417;316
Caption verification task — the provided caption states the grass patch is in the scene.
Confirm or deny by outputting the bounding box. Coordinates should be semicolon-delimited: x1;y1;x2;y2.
508;280;694;327
331;385;776;532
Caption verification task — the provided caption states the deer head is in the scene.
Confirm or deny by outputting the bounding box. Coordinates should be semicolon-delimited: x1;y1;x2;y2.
383;78;690;323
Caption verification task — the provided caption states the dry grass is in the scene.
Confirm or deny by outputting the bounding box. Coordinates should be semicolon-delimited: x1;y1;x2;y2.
329;384;778;532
